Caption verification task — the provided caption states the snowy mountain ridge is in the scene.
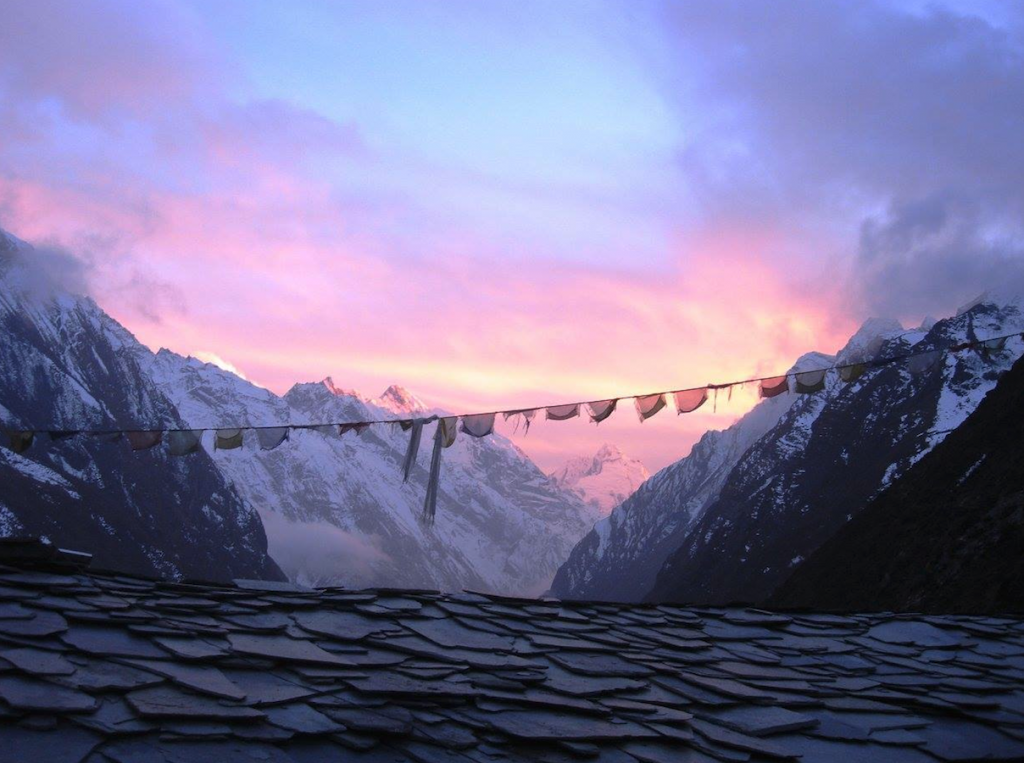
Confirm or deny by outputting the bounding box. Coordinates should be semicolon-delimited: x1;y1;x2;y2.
0;226;601;595
144;350;602;596
551;305;1024;604
550;443;649;516
0;228;283;582
646;299;1024;605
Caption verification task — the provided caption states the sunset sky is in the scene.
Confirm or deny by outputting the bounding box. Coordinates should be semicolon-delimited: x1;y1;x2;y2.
2;0;1023;471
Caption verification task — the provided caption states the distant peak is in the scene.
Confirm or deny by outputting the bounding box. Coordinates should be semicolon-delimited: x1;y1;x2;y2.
836;318;905;364
377;384;426;413
594;443;624;460
789;351;837;374
322;376;357;398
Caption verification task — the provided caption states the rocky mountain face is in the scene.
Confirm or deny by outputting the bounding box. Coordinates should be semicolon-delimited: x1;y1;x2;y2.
0;227;598;595
144;355;600;596
548;351;829;602
771;353;1024;614
646;302;1024;605
0;229;284;582
550;443;649;516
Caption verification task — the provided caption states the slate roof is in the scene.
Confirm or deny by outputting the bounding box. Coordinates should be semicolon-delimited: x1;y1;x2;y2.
1;542;1024;762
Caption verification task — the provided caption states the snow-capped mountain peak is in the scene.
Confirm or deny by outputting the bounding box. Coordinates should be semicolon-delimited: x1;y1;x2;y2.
376;384;427;415
551;443;649;517
322;376;361;399
836;317;905;364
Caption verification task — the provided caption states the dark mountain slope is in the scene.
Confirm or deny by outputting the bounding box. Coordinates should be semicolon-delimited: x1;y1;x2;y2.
771;354;1024;614
0;229;284;582
645;303;1024;606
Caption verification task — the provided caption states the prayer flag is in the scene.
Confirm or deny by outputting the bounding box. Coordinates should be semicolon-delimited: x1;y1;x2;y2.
673;388;707;414
257;427;289;451
3;430;33;454
215;428;243;450
460;413;495;438
907;350;942;374
634;394;666;422
839;363;866;383
167;430;202;456
546;404;580;421
586;399;617;423
503;409;537;434
794;369;826;394
760;376;789;399
126;431;163;451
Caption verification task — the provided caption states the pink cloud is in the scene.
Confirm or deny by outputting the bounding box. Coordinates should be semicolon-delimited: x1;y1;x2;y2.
0;1;862;473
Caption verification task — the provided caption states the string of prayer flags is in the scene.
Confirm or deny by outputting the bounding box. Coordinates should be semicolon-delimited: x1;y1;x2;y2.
168;430;202;456
257;427;289;451
634;394;666;422
907;350;942;375
127;431;162;451
546;404;580;421
460;413;496;438
795;369;827;394
759;375;790;399
586;399;617;423
423;417;458;525
673;388;708;414
503;409;537;434
215;428;243;450
13;329;1023;493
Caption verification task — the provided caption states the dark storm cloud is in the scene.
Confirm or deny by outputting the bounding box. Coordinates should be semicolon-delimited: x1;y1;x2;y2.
858;192;1024;315
659;0;1024;317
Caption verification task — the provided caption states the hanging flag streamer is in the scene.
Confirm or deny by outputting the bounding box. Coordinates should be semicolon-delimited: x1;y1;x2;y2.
634;394;666;422
423;417;457;525
401;417;435;482
460;413;496;438
215;428;243;450
795;369;827;394
759;375;790;399
503;409;537;434
586;399;617;424
127;431;162;451
546;404;580;421
168;430;202;456
673;388;708;414
257;427;289;451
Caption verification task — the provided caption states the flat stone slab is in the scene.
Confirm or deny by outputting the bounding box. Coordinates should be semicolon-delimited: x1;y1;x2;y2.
0;647;76;675
0;674;97;713
126;685;264;721
226;633;356;666
708;706;819;736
